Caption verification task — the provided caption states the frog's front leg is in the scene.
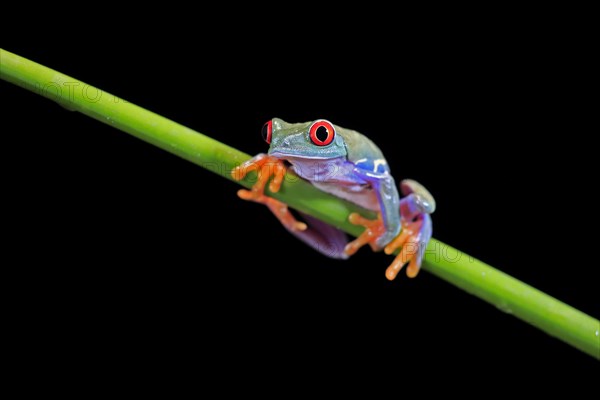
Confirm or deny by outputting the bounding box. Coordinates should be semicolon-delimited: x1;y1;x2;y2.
231;154;306;232
344;172;402;256
345;177;435;280
383;179;435;279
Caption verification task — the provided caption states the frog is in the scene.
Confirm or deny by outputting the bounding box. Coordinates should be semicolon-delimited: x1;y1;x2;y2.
231;118;435;280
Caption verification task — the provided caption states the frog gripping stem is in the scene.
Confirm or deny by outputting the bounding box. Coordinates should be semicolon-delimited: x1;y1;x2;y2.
231;153;286;195
384;179;434;280
346;179;435;280
231;154;307;232
233;120;435;281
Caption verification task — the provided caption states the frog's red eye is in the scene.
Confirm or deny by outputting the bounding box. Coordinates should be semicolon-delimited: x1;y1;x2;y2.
261;120;273;144
309;120;335;146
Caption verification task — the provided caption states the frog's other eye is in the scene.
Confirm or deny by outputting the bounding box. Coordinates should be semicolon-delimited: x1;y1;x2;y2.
309;120;335;146
262;120;273;144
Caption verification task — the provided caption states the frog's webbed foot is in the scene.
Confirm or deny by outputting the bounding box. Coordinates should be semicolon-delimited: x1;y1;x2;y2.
345;179;435;280
382;214;432;280
231;154;306;232
344;212;388;256
231;153;286;197
383;179;435;280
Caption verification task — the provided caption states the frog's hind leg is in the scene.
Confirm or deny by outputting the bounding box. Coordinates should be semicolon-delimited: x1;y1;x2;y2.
238;193;349;258
288;212;349;259
383;179;435;280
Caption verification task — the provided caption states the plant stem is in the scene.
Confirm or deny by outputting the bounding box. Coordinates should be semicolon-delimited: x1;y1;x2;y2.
2;48;598;359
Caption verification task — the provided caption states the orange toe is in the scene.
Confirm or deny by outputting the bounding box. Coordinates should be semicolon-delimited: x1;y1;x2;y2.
231;158;260;181
406;256;422;278
344;213;385;256
237;188;257;200
384;230;409;255
268;162;286;193
385;235;424;280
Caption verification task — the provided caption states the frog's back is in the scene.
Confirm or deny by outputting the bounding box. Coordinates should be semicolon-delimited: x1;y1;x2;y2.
335;125;390;175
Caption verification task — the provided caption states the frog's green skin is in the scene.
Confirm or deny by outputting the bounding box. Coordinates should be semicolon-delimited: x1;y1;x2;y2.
269;118;403;245
261;118;434;260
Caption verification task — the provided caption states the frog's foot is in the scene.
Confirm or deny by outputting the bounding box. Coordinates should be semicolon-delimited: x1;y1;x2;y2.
383;180;435;280
344;213;387;256
231;154;306;232
231;153;287;196
383;215;431;280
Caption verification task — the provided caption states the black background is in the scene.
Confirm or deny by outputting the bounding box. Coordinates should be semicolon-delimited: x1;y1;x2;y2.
2;26;598;382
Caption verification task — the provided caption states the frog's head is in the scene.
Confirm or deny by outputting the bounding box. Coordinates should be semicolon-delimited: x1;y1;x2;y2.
262;118;347;160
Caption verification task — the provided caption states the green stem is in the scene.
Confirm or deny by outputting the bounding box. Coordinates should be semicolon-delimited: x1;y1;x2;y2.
2;48;598;359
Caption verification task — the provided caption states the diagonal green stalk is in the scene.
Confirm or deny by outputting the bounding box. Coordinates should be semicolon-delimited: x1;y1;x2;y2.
2;48;598;359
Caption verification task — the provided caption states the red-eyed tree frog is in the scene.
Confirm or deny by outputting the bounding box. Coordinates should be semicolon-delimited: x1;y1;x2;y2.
232;118;435;280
